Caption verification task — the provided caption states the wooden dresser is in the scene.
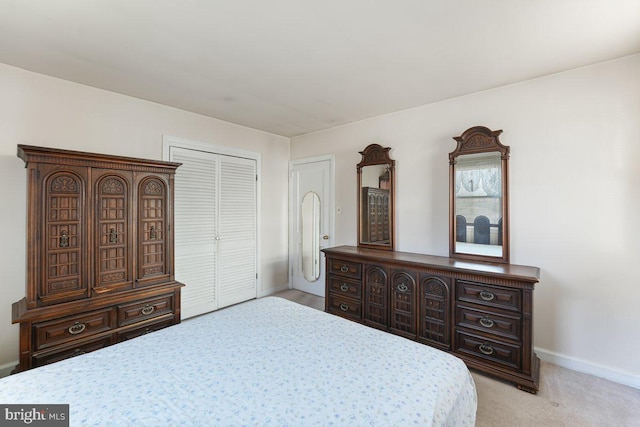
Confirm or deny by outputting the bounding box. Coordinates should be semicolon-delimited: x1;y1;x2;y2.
12;145;184;372
323;245;541;393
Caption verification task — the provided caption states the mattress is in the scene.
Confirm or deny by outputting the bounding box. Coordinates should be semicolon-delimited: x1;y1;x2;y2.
0;296;476;426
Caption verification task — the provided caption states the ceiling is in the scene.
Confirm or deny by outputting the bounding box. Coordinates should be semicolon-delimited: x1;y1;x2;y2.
1;1;639;137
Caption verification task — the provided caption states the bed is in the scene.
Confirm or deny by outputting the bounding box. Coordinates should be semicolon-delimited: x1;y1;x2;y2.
0;297;476;426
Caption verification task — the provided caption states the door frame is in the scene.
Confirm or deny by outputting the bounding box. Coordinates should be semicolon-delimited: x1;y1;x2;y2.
162;134;262;299
288;154;335;294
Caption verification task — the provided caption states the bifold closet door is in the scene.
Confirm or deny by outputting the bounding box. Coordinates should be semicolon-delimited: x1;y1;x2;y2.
170;146;257;319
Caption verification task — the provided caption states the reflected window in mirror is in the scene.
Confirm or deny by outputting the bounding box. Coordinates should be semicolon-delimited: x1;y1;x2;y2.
450;127;510;263
357;144;395;250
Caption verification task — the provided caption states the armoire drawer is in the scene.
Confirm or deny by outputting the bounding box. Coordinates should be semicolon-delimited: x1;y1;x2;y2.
33;336;113;368
456;280;521;312
118;294;174;327
455;331;521;370
328;277;362;300
327;294;362;321
117;315;174;341
456;304;521;342
33;308;114;351
328;259;362;280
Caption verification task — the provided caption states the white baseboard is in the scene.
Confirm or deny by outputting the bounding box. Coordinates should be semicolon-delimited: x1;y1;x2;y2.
535;347;640;390
0;361;17;378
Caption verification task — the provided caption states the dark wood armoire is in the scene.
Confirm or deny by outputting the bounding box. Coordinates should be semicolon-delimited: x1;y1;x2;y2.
11;145;184;372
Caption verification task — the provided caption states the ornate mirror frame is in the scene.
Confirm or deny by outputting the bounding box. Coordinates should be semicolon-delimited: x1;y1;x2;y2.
357;144;395;251
449;126;510;263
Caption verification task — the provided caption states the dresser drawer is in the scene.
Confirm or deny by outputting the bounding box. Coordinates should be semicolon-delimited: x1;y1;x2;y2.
456;304;521;342
328;258;362;280
117;315;174;341
327;294;362;321
456;280;521;312
328;277;362;300
456;331;521;370
34;308;114;351
33;336;113;368
118;294;174;327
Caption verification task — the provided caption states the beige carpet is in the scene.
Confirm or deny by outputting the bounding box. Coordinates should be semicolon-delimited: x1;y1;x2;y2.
274;290;640;426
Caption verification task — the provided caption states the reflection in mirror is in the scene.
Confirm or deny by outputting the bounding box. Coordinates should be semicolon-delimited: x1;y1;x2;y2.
450;126;510;263
455;152;503;257
301;191;321;281
357;144;395;250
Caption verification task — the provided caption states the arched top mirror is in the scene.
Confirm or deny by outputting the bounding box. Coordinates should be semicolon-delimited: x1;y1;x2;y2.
450;126;510;263
357;144;395;250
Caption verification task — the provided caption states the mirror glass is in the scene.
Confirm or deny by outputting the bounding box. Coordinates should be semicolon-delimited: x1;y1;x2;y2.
357;144;395;250
301;191;321;281
454;152;503;257
450;126;509;263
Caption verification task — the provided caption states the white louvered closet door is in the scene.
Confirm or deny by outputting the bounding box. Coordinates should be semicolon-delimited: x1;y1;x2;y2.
218;155;257;308
170;146;257;319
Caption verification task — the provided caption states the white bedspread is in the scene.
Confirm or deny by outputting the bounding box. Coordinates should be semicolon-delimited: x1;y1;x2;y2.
0;297;476;426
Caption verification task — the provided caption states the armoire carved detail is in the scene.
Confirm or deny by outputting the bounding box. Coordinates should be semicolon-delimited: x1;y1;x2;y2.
12;145;184;373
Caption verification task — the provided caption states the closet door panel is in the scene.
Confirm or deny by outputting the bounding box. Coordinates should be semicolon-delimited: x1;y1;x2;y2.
218;156;257;308
171;147;218;319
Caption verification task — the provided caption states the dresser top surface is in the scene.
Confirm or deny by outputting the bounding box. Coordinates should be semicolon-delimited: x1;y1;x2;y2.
322;245;540;282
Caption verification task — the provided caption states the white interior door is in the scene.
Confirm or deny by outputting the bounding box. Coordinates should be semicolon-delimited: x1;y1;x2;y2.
290;156;334;297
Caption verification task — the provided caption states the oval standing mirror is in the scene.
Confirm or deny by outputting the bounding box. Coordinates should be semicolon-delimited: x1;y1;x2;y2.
450;126;510;263
357;144;395;250
301;191;321;281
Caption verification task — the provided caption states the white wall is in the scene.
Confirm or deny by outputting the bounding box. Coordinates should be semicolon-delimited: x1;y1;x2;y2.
291;54;640;387
0;63;290;369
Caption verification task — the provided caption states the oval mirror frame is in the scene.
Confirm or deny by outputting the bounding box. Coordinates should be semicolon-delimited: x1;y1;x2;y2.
301;191;321;282
357;144;395;251
449;126;510;263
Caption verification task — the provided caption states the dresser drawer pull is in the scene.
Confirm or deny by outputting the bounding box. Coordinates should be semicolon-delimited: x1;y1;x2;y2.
141;305;156;315
340;284;349;292
478;344;495;355
340;265;349;273
479;290;495;301
479;317;495;328
339;303;349;312
70;348;86;357
397;283;409;292
143;328;152;335
67;322;86;335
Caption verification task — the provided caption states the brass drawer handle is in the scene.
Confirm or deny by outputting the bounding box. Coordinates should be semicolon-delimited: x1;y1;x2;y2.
479;344;495;355
340;265;349;273
479;317;495;328
141;304;156;315
67;322;86;335
397;283;409;292
340;284;349;292
479;290;495;301
70;348;86;357
339;303;349;312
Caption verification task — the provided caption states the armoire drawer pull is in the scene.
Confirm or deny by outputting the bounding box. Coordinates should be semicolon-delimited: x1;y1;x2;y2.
141;305;155;315
339;303;349;312
479;290;495;301
397;283;409;292
478;344;495;355
479;317;495;328
67;322;86;335
340;265;349;273
340;284;349;292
